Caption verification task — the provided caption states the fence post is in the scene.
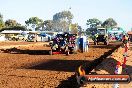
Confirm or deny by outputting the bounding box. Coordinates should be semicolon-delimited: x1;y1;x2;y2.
122;42;129;68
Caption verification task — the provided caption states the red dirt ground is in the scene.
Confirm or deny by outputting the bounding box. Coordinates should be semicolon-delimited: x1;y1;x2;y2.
0;41;122;88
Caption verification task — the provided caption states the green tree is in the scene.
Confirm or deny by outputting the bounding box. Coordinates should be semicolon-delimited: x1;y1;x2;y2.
53;10;73;23
5;19;20;27
25;17;43;31
0;13;5;30
86;18;102;34
43;20;53;31
36;20;54;31
102;18;117;28
86;18;102;29
77;25;83;33
53;10;74;32
0;26;27;32
69;23;78;34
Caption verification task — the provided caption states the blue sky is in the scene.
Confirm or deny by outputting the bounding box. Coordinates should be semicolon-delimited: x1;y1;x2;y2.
0;0;132;31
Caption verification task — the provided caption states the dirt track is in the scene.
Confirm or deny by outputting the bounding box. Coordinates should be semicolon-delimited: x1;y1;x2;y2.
0;41;122;88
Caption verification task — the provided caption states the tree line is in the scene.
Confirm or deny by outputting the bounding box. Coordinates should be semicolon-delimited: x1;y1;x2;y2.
86;18;117;35
0;13;27;32
0;11;118;35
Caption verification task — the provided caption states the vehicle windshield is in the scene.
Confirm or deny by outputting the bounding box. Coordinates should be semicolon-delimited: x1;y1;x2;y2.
98;29;105;35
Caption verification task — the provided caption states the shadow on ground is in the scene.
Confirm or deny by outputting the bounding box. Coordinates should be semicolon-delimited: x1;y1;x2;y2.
0;47;50;55
27;59;91;72
90;42;122;49
91;44;116;49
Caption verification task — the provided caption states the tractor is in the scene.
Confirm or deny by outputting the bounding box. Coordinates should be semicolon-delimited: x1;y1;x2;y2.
93;28;109;45
49;32;77;55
